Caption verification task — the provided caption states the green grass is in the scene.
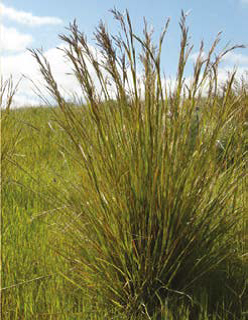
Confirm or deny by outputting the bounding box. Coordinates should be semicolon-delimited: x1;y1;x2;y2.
1;107;126;319
1;9;248;319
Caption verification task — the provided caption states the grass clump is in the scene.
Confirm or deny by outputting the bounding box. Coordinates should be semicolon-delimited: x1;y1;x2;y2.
3;9;247;319
30;9;247;319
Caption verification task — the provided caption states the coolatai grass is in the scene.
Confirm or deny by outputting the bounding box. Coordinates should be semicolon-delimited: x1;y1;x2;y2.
1;10;248;319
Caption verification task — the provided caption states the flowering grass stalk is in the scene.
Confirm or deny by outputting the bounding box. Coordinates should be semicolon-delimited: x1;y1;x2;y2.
31;9;247;319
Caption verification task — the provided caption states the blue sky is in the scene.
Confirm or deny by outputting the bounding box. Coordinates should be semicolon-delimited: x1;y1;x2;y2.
1;0;248;105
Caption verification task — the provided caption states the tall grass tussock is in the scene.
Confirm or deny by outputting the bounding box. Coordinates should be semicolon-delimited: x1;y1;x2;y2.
2;9;248;320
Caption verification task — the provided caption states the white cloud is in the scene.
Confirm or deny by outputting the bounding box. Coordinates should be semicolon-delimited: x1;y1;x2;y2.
2;43;247;108
0;3;62;26
0;25;33;52
189;51;207;63
190;50;248;67
241;0;248;4
222;51;248;65
2;51;38;81
1;51;42;106
1;43;131;107
217;66;248;85
1;45;81;106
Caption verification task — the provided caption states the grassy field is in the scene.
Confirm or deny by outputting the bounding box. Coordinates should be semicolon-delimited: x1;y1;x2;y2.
1;10;248;319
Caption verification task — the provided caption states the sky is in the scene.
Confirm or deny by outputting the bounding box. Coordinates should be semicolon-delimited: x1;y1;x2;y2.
1;0;248;106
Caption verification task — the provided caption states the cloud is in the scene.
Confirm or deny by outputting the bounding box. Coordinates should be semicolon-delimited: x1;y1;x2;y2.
2;43;247;108
190;50;248;67
189;51;207;63
2;43;132;107
241;0;248;4
1;51;42;106
0;25;33;52
0;3;62;26
1;45;81;107
2;51;38;80
222;51;248;66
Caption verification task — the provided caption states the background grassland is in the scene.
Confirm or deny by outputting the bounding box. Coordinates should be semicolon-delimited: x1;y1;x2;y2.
1;99;247;320
1;10;248;320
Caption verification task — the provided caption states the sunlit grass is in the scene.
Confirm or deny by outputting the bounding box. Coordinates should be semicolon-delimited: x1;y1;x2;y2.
1;9;248;319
